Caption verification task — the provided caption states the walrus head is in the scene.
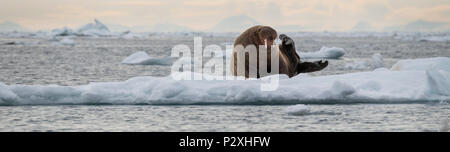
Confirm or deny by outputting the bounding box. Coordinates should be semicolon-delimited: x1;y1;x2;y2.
257;26;277;47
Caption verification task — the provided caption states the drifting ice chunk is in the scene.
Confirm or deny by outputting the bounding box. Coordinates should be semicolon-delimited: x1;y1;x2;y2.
285;104;310;116
298;46;345;59
121;51;178;65
50;37;75;46
58;37;75;46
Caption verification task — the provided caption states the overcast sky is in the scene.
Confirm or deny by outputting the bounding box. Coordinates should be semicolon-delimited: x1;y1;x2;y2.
1;0;449;31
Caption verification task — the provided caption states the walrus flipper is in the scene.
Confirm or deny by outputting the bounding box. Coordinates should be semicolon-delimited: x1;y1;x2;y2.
296;60;328;73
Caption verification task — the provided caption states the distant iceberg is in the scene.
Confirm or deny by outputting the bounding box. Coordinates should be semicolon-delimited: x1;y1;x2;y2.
76;19;113;36
50;19;117;37
298;46;345;59
1;57;449;106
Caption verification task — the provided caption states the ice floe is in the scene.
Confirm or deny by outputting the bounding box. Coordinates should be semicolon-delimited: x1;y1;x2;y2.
285;104;310;116
298;46;345;59
121;51;178;65
1;57;449;106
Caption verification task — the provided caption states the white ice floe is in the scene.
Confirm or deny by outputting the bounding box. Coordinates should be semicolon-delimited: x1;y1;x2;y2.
285;104;310;116
298;46;345;59
121;51;178;65
1;57;450;106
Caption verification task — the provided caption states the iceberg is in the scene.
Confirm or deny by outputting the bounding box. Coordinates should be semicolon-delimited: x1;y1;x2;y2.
1;57;449;106
76;19;113;37
49;19;117;37
298;46;345;59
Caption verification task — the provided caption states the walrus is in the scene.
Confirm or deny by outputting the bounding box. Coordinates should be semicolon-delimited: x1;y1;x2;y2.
231;25;277;78
231;25;328;78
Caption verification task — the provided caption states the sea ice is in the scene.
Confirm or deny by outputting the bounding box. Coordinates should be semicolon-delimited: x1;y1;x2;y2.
1;57;449;105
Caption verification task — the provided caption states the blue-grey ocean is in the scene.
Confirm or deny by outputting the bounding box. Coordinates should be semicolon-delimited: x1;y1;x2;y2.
0;32;449;131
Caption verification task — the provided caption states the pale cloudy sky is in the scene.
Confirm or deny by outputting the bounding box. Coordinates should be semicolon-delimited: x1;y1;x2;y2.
1;0;449;31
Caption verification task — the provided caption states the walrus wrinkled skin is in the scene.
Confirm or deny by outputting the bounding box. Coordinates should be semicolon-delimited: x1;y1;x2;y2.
231;25;328;78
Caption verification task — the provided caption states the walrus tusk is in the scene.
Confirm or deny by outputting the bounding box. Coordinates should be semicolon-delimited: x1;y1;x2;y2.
265;39;267;48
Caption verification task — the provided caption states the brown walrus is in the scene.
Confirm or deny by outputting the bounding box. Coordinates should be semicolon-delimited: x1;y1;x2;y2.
231;25;328;78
